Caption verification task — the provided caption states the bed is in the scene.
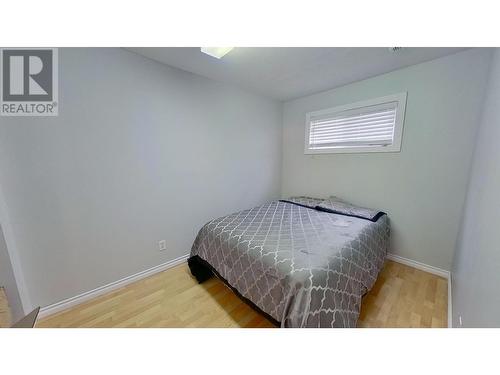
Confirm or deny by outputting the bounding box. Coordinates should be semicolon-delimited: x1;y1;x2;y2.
188;196;390;328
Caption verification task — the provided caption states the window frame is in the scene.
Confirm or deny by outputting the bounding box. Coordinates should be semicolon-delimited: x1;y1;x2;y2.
304;92;407;154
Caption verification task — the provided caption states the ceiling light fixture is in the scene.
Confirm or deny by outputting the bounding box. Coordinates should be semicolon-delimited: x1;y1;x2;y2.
200;47;234;59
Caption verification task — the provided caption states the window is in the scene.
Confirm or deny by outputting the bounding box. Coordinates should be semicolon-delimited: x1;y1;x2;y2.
304;92;407;154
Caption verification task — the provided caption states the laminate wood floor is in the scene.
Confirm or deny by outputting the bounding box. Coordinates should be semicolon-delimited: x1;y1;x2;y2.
0;287;12;328
36;260;448;328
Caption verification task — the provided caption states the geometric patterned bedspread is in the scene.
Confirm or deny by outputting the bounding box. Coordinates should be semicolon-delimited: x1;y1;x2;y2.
190;200;390;327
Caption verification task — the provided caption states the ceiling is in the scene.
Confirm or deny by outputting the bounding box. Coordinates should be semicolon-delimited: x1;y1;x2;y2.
127;47;467;101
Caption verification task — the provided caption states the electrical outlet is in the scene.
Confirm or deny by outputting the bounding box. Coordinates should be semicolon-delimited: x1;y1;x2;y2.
158;240;167;252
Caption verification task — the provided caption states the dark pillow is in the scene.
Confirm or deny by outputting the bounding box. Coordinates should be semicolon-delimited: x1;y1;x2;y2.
316;196;385;222
280;196;324;209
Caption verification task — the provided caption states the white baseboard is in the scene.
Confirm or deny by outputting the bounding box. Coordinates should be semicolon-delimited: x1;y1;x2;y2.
386;253;450;279
386;253;452;328
38;254;190;320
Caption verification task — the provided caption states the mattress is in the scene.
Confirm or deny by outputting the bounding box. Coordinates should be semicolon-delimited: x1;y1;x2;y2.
189;199;389;328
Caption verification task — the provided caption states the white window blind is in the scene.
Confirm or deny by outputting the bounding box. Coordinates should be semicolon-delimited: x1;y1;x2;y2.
305;92;407;154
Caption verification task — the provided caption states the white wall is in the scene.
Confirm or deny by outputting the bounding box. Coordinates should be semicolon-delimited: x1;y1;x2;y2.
281;49;492;270
452;49;500;327
0;48;282;309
